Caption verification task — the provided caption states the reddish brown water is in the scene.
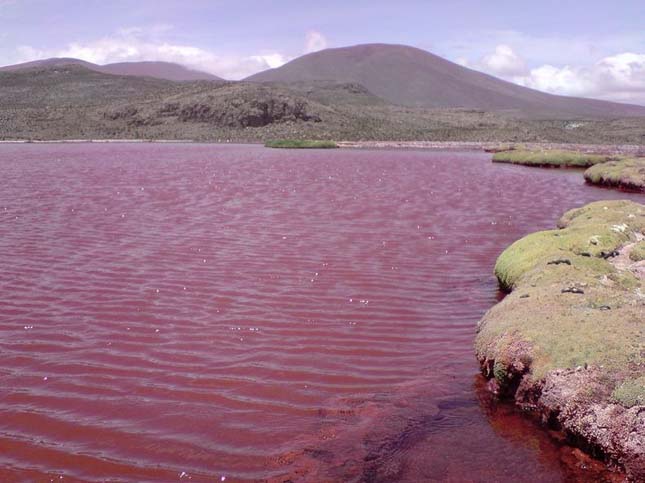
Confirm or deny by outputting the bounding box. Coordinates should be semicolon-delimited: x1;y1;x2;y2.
0;144;641;482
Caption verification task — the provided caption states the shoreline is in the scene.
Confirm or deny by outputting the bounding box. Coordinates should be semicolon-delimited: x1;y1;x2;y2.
1;139;643;156
476;200;645;480
337;141;644;156
0;139;200;144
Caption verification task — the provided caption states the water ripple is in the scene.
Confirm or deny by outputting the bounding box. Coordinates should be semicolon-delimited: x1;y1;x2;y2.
0;143;640;482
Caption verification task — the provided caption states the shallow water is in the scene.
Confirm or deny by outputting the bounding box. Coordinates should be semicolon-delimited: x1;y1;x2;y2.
0;144;641;482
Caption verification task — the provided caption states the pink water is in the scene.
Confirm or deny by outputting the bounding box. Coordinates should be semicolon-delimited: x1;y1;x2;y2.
0;144;640;482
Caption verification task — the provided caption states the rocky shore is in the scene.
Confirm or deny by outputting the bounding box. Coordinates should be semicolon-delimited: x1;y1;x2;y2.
475;200;645;480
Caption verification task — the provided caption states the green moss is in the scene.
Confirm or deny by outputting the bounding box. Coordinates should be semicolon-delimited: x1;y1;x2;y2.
478;292;643;380
492;149;618;168
584;158;645;191
494;200;643;290
477;200;645;388
493;360;508;384
629;240;645;262
265;139;338;149
494;229;621;290
612;376;645;407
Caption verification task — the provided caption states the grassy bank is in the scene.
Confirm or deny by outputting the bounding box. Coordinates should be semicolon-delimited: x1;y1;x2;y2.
492;149;619;168
482;200;644;378
584;157;645;192
476;200;645;478
265;139;338;149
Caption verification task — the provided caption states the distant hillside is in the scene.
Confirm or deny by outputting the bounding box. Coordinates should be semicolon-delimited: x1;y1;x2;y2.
246;44;645;119
0;64;339;140
0;57;222;81
100;61;222;81
1;63;644;144
0;64;181;108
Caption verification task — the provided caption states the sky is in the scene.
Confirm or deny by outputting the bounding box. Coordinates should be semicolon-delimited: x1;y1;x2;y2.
1;0;644;104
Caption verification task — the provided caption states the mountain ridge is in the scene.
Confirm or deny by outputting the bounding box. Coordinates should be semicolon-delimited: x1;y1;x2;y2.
4;44;645;119
246;43;645;119
0;57;222;82
1;62;643;144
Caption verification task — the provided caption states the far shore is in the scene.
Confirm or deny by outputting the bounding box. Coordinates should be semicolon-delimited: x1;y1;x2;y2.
1;139;644;156
0;139;197;144
338;141;645;156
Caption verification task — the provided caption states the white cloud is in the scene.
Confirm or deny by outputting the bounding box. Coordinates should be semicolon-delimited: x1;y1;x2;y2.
441;30;645;69
305;30;327;54
462;44;645;105
250;53;289;69
515;52;645;104
514;64;594;98
480;44;526;77
10;28;333;79
596;52;645;93
454;57;469;67
13;27;291;79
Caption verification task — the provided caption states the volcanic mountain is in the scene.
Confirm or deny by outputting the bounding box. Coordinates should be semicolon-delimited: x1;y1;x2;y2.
1;49;644;144
0;58;221;82
246;44;645;118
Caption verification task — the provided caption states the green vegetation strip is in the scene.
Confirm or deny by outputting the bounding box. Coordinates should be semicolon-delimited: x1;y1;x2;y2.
584;157;645;191
265;139;338;149
476;200;644;404
492;149;618;168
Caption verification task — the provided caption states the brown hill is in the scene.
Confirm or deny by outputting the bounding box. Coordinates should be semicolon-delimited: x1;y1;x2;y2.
246;44;645;119
0;57;222;82
1;63;644;144
0;58;97;71
0;64;180;108
100;61;222;81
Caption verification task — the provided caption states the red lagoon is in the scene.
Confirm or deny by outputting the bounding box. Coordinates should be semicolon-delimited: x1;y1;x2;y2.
0;144;640;482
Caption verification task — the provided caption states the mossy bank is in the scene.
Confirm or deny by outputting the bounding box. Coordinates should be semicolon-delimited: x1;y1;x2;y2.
584;158;645;192
476;200;645;480
492;149;620;168
264;139;338;149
